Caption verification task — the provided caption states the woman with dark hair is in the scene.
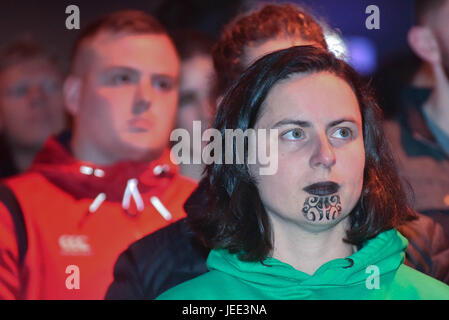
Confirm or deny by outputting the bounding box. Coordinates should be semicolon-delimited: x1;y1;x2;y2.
157;45;449;299
106;3;449;300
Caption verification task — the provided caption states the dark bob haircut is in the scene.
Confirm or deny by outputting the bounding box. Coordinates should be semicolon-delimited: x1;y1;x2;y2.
186;45;416;261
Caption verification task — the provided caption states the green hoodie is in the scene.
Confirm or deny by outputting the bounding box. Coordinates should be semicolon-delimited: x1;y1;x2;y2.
157;229;449;300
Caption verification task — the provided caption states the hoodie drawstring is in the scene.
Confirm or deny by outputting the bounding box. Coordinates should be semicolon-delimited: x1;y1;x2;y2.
89;193;106;213
82;163;173;221
150;196;172;221
122;178;144;212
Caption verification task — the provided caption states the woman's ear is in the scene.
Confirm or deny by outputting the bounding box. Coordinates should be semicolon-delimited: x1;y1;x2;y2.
63;75;82;116
407;26;441;65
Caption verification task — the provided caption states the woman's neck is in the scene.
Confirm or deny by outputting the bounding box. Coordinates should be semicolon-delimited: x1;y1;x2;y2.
269;215;355;275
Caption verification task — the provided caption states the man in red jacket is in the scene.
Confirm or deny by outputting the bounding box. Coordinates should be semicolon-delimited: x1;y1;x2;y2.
0;10;197;299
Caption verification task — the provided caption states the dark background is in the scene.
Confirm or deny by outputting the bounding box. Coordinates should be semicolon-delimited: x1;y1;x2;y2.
0;0;415;73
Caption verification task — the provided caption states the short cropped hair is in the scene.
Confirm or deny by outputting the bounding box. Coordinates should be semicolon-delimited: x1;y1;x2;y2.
0;40;59;73
414;0;447;24
70;10;169;72
212;3;328;99
187;46;417;262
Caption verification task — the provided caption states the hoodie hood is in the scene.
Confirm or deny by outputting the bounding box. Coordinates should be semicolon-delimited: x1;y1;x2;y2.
28;133;179;217
207;229;407;292
158;227;449;299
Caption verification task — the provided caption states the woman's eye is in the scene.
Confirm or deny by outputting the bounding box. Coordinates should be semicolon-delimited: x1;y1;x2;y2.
282;128;304;141
331;127;353;139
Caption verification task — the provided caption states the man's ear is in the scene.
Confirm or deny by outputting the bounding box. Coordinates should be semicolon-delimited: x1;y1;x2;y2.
63;75;82;116
408;26;441;65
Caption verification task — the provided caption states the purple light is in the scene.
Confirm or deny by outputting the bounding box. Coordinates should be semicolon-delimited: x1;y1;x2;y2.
346;36;378;75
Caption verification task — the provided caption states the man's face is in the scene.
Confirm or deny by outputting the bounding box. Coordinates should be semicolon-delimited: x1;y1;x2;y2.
73;32;180;164
249;72;365;233
0;59;65;149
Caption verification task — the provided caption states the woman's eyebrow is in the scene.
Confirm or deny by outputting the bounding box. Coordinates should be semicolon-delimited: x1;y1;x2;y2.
271;118;359;129
272;119;311;128
326;118;358;129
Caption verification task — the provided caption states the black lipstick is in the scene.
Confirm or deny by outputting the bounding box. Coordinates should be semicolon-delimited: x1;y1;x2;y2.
303;181;340;196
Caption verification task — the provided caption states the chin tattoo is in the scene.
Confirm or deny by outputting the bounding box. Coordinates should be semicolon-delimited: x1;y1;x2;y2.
302;194;342;222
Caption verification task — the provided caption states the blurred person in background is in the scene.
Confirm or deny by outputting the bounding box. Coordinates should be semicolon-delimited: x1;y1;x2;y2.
383;0;449;234
0;40;66;178
0;10;196;299
210;2;327;101
171;29;215;181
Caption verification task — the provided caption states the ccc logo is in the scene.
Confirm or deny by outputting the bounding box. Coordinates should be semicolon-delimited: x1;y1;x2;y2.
58;235;92;255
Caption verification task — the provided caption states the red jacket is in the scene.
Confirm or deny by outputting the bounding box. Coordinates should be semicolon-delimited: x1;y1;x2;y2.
0;136;197;299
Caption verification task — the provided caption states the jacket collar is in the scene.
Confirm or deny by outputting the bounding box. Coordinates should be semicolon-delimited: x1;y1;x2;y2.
206;229;407;290
29;132;178;206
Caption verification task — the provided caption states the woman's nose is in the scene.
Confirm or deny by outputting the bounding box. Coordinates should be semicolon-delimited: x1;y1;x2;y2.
309;135;336;169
